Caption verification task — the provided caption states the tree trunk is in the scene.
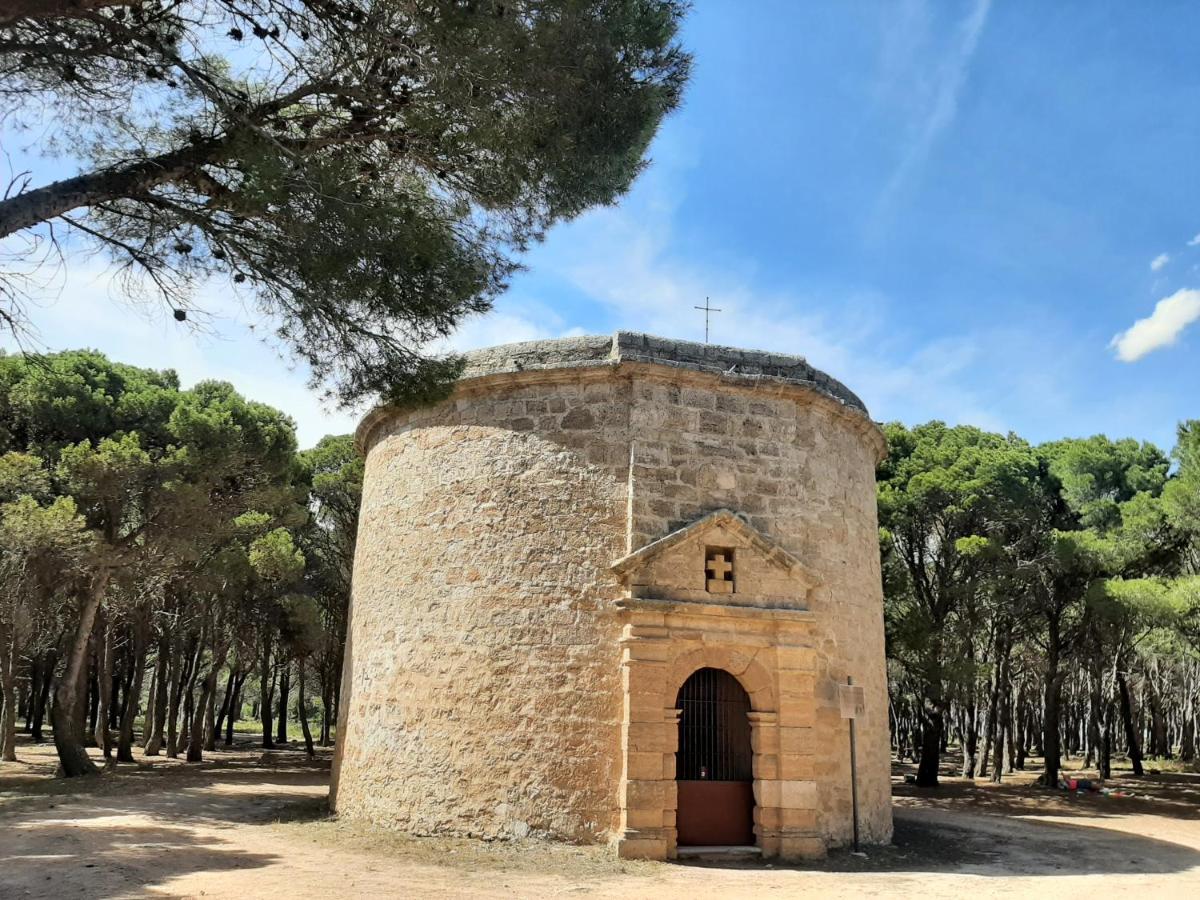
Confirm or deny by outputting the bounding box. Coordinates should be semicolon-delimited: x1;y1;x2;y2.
226;674;244;746
92;607;113;759
979;630;1004;780
144;638;169;755
142;667;157;749
916;696;942;787
109;658;123;730
298;658;314;759
1117;669;1145;776
17;668;29;724
186;641;227;763
166;632;197;759
1147;669;1170;759
203;675;217;753
0;620;17;762
51;571;108;777
116;646;136;729
1086;668;1103;769
959;702;978;779
1042;615;1064;787
1004;689;1017;773
181;634;202;753
166;654;181;759
260;638;275;750
87;664;99;742
1100;704;1114;779
30;649;53;742
276;661;290;745
320;677;333;747
116;635;147;763
23;655;39;734
1181;674;1197;763
213;665;235;740
990;634;1011;784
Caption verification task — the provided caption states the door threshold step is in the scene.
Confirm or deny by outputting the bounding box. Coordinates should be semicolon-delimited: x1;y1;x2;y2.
676;845;762;860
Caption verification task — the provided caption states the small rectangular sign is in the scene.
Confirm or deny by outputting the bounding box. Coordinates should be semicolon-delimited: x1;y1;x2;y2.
839;684;865;719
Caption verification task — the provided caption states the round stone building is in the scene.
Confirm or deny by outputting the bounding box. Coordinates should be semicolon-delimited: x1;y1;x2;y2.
331;332;892;860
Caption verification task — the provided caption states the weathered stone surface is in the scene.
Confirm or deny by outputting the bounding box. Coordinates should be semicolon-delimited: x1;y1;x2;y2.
332;332;892;860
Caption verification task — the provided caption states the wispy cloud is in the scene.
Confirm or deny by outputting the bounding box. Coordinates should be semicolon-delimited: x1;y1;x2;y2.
1188;233;1200;247
525;155;1031;435
1151;252;1170;272
875;0;992;220
1111;288;1200;362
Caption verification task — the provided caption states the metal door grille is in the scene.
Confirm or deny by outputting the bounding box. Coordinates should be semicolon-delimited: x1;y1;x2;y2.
676;667;753;781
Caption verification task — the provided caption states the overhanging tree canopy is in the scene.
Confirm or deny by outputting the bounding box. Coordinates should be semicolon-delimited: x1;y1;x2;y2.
0;0;690;404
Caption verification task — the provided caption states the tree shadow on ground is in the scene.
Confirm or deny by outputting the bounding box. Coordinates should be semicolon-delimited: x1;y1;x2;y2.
0;736;334;899
0;734;331;814
891;757;1200;822
677;806;1200;877
1;798;286;899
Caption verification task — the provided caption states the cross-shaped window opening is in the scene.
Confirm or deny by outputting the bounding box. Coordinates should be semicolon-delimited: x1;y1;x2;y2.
705;546;735;594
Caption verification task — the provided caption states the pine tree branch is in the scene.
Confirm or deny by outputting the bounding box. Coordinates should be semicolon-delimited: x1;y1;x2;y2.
0;135;235;239
0;0;135;26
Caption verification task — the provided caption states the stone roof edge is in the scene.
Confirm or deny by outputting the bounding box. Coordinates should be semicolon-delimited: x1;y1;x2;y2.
610;508;821;587
448;331;868;411
354;332;888;461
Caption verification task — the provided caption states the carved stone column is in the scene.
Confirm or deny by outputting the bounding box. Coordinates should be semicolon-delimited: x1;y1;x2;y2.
615;617;673;859
748;710;781;855
771;636;825;860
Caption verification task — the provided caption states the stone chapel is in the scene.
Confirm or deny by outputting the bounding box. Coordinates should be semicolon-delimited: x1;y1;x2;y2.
330;332;892;860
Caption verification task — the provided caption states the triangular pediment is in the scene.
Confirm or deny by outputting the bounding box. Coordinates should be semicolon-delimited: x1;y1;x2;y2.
611;510;819;607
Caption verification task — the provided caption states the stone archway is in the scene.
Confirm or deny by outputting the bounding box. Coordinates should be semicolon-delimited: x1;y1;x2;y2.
664;649;779;856
666;647;777;713
616;634;785;860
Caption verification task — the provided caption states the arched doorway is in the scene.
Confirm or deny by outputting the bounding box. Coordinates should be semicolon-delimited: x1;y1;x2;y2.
675;668;755;847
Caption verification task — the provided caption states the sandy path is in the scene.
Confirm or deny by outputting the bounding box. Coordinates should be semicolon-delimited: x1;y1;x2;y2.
3;744;1200;899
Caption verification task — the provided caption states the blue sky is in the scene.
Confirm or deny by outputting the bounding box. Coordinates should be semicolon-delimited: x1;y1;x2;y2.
4;0;1200;451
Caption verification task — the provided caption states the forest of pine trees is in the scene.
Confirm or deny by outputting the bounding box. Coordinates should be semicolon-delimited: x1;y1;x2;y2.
3;352;1199;790
0;350;361;774
880;421;1200;787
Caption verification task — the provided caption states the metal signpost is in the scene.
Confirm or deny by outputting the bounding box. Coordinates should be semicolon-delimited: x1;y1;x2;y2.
839;676;866;852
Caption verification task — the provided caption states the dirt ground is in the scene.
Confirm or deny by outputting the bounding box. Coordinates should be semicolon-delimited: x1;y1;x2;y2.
3;738;1200;899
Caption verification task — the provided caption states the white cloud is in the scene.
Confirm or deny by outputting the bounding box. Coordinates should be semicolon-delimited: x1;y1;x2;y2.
1151;252;1170;272
1111;288;1200;362
1189;233;1200;247
875;0;992;219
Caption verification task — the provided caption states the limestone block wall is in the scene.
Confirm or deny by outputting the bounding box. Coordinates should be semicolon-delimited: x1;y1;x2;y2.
332;332;892;851
331;374;632;841
620;371;892;844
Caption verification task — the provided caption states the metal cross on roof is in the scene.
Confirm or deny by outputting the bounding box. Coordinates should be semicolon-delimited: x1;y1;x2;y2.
694;297;722;343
